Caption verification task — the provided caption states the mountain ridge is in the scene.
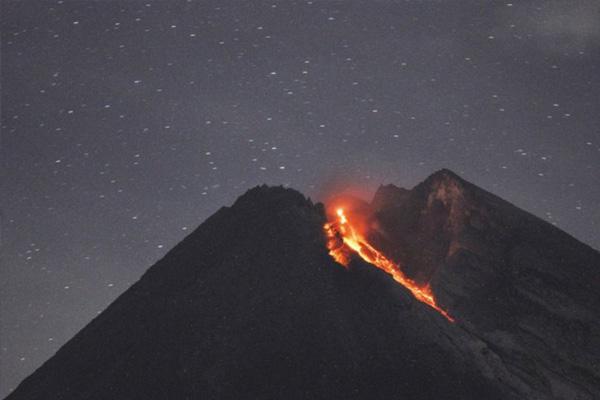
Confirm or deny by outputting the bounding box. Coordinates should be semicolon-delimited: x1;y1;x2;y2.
6;170;600;400
366;170;600;399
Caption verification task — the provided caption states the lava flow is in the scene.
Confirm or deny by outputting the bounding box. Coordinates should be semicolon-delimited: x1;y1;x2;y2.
324;208;454;322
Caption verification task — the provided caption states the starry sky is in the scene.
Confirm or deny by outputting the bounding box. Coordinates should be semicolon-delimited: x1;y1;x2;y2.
2;0;599;395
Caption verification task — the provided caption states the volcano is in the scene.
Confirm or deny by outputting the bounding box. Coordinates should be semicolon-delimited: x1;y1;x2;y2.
6;170;600;400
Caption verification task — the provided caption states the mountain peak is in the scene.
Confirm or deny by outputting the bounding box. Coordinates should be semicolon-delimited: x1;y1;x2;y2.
414;169;468;210
426;168;464;183
229;185;324;226
370;169;466;213
233;185;312;209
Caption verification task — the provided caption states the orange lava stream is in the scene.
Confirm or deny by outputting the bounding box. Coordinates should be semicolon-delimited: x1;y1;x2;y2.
324;208;454;322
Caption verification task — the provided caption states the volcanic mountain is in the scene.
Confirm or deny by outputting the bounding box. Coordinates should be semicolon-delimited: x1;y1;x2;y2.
6;170;600;400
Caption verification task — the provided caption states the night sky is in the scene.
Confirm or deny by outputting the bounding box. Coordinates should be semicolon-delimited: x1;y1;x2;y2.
2;0;599;395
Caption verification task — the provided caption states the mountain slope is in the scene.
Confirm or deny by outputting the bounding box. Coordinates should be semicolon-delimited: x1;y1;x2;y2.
368;169;600;399
6;172;600;400
7;185;510;400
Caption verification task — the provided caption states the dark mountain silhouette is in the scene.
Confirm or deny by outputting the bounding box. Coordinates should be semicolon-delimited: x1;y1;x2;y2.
6;170;600;400
367;169;600;399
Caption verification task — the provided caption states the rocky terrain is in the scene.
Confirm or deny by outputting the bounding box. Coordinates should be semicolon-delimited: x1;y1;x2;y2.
366;169;600;399
6;170;600;399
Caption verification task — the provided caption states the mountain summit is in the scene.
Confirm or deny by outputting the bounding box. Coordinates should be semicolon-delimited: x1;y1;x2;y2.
7;171;600;400
367;170;600;399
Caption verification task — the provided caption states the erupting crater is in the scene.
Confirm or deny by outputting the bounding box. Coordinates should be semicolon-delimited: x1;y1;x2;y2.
324;207;454;322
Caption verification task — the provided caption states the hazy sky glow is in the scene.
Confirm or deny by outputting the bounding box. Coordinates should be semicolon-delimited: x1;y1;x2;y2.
1;1;599;395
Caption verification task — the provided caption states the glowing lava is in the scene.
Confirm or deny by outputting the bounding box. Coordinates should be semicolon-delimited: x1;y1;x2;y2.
324;208;454;322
